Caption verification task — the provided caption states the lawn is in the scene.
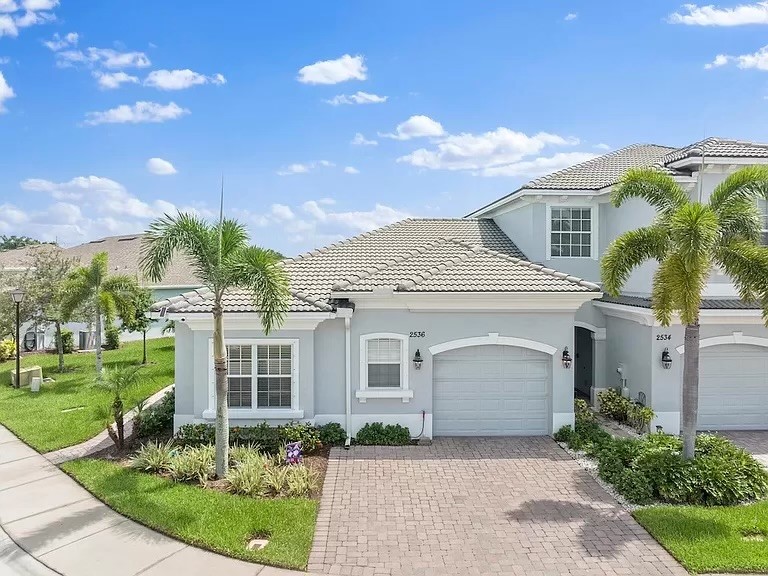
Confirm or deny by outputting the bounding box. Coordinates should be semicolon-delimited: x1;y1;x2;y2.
0;338;174;452
634;501;768;574
62;459;318;570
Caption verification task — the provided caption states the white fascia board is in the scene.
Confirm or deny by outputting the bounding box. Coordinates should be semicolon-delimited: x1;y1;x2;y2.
594;300;764;326
336;291;602;311
172;312;335;330
667;156;768;170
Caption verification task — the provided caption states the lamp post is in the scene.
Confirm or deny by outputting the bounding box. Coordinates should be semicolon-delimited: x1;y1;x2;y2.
10;288;25;389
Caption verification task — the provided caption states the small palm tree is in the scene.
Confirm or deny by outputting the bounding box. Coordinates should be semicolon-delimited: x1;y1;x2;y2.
602;166;768;459
95;364;143;448
140;213;290;477
61;253;139;377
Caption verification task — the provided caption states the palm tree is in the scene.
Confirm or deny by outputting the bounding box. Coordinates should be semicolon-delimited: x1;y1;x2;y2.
61;252;139;377
601;166;768;459
95;364;143;448
140;213;289;477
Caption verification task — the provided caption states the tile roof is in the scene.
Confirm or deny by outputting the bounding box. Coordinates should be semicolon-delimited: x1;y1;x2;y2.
661;137;768;165
156;219;599;314
599;295;762;310
0;234;201;288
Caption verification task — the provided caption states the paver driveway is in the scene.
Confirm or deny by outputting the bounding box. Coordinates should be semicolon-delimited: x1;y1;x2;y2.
721;431;768;468
309;437;686;576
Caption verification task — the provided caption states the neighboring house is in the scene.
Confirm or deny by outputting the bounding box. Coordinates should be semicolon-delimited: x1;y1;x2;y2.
0;234;201;348
160;137;768;439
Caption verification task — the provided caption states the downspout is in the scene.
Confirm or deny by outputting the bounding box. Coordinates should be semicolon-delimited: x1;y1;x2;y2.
344;316;352;448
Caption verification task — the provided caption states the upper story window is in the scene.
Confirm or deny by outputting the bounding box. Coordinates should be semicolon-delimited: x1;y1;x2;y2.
223;341;296;410
548;207;594;258
759;198;768;245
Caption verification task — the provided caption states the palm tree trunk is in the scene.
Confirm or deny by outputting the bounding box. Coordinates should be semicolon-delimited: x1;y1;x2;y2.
212;301;229;478
142;330;147;365
95;304;103;378
681;320;700;459
55;321;64;372
113;396;124;449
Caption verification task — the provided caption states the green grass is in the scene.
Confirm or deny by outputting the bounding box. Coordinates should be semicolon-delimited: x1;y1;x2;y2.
0;338;174;452
62;459;318;570
634;501;768;574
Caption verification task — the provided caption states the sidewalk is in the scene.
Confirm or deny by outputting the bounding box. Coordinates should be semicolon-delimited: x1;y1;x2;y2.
0;425;319;576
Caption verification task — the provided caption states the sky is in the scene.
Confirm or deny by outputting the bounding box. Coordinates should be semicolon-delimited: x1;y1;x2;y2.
1;1;768;255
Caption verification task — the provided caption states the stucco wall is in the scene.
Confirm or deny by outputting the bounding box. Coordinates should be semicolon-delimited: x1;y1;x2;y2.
492;203;544;262
604;316;652;400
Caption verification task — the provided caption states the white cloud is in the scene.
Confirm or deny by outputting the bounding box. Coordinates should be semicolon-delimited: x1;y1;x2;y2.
480;152;598;177
0;1;17;13
43;30;76;50
594;143;611;150
0;71;14;112
270;204;295;221
324;91;387;105
301;201;409;232
398;126;579;172
84;101;189;125
0;15;16;36
144;69;226;90
22;0;57;9
297;54;367;85
564;12;578;20
276;160;335;176
54;46;150;69
14;8;54;28
351;132;377;146
146;157;177;175
669;2;768;25
93;71;139;89
381;115;445;140
704;54;730;69
0;0;57;37
344;166;360;174
705;45;768;70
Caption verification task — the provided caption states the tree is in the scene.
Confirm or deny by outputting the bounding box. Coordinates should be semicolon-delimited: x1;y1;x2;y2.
120;288;155;365
95;364;143;448
0;236;43;252
601;166;768;459
60;252;139;377
140;213;289;477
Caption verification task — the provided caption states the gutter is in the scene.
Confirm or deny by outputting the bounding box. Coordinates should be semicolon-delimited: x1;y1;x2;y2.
334;303;355;448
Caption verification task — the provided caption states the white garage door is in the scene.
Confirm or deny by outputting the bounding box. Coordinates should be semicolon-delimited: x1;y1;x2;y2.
433;345;550;436
699;344;768;430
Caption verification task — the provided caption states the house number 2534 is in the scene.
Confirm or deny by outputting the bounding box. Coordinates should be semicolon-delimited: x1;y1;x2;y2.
656;334;671;341
409;331;426;338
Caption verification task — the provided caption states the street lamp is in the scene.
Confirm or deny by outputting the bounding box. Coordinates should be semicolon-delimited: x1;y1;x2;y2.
10;288;24;389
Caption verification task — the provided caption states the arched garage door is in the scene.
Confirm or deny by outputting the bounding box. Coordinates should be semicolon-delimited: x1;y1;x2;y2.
432;345;550;436
699;344;768;430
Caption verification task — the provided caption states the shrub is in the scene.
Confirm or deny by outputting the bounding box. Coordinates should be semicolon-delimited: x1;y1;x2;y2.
284;465;319;498
134;388;175;439
175;423;215;447
226;458;267;497
104;326;120;350
553;425;573;443
627;404;655;433
229;444;264;466
597;388;631;422
233;423;283;454
0;338;14;362
574;398;596;424
613;469;654;504
318;422;347;447
166;445;215;484
55;328;74;355
130;439;175;473
596;437;641;484
281;422;322;453
570;418;611;454
355;422;412;446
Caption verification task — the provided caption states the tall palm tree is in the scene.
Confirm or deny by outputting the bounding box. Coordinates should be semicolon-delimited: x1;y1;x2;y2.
601;166;768;459
61;252;139;377
140;213;289;477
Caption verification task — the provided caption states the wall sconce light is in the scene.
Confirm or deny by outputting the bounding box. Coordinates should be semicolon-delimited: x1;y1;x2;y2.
661;347;672;370
561;347;572;369
413;349;423;370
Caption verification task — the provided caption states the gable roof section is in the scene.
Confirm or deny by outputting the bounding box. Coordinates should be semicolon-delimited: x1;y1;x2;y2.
661;137;768;165
156;218;599;314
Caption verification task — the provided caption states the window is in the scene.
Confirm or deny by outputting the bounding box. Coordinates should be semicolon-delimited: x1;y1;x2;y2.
549;207;593;258
256;344;293;408
759;198;768;245
227;344;253;408
357;333;413;402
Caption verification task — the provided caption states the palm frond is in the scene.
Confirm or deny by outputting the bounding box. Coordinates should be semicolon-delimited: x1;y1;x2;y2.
102;274;139;322
60;268;93;321
708;165;768;213
215;218;250;264
715;197;762;244
715;241;768;308
669;203;718;267
600;225;668;296
611;168;689;214
651;257;676;327
651;253;709;326
226;246;290;334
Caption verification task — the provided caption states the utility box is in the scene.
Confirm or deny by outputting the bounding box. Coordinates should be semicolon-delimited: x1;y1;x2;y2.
11;366;43;388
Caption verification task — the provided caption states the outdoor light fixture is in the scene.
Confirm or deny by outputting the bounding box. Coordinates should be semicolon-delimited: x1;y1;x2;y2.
413;349;423;370
661;347;672;370
561;347;572;369
9;288;25;389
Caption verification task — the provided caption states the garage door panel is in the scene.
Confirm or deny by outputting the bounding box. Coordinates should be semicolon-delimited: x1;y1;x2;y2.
433;345;551;436
699;344;768;430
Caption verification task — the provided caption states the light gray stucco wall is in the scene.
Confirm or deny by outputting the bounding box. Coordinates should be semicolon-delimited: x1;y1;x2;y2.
313;318;346;416
492;203;544;262
604;316;652;400
174;321;194;425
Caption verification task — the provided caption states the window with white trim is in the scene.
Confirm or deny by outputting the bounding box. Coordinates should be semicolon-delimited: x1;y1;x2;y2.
222;341;296;410
759;198;768;245
359;333;409;393
550;207;592;258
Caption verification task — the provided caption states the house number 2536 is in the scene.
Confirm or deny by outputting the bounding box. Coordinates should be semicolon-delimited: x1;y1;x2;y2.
409;331;426;338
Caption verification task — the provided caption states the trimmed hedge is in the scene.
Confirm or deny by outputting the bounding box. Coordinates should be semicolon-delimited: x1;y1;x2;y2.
134;389;175;439
355;422;412;446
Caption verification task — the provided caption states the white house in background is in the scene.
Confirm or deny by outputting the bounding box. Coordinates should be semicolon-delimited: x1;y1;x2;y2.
0;234;202;349
159;137;768;439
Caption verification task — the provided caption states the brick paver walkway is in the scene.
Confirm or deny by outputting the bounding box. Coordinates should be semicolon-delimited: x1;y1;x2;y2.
309;437;687;576
721;431;768;468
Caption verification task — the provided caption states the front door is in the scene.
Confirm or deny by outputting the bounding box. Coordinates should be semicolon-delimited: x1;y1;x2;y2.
574;327;593;400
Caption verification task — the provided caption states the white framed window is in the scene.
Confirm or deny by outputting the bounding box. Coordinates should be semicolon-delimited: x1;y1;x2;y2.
546;206;597;260
357;333;413;403
206;338;302;418
759;198;768;245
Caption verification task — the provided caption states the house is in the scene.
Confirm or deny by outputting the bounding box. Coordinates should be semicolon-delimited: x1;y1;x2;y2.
0;234;201;349
160;137;768;439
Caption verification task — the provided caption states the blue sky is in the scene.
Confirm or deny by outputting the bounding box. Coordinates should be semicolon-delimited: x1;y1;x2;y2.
1;1;768;255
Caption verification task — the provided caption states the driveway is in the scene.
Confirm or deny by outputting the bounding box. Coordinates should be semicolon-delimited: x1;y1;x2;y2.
721;431;768;468
309;437;686;576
